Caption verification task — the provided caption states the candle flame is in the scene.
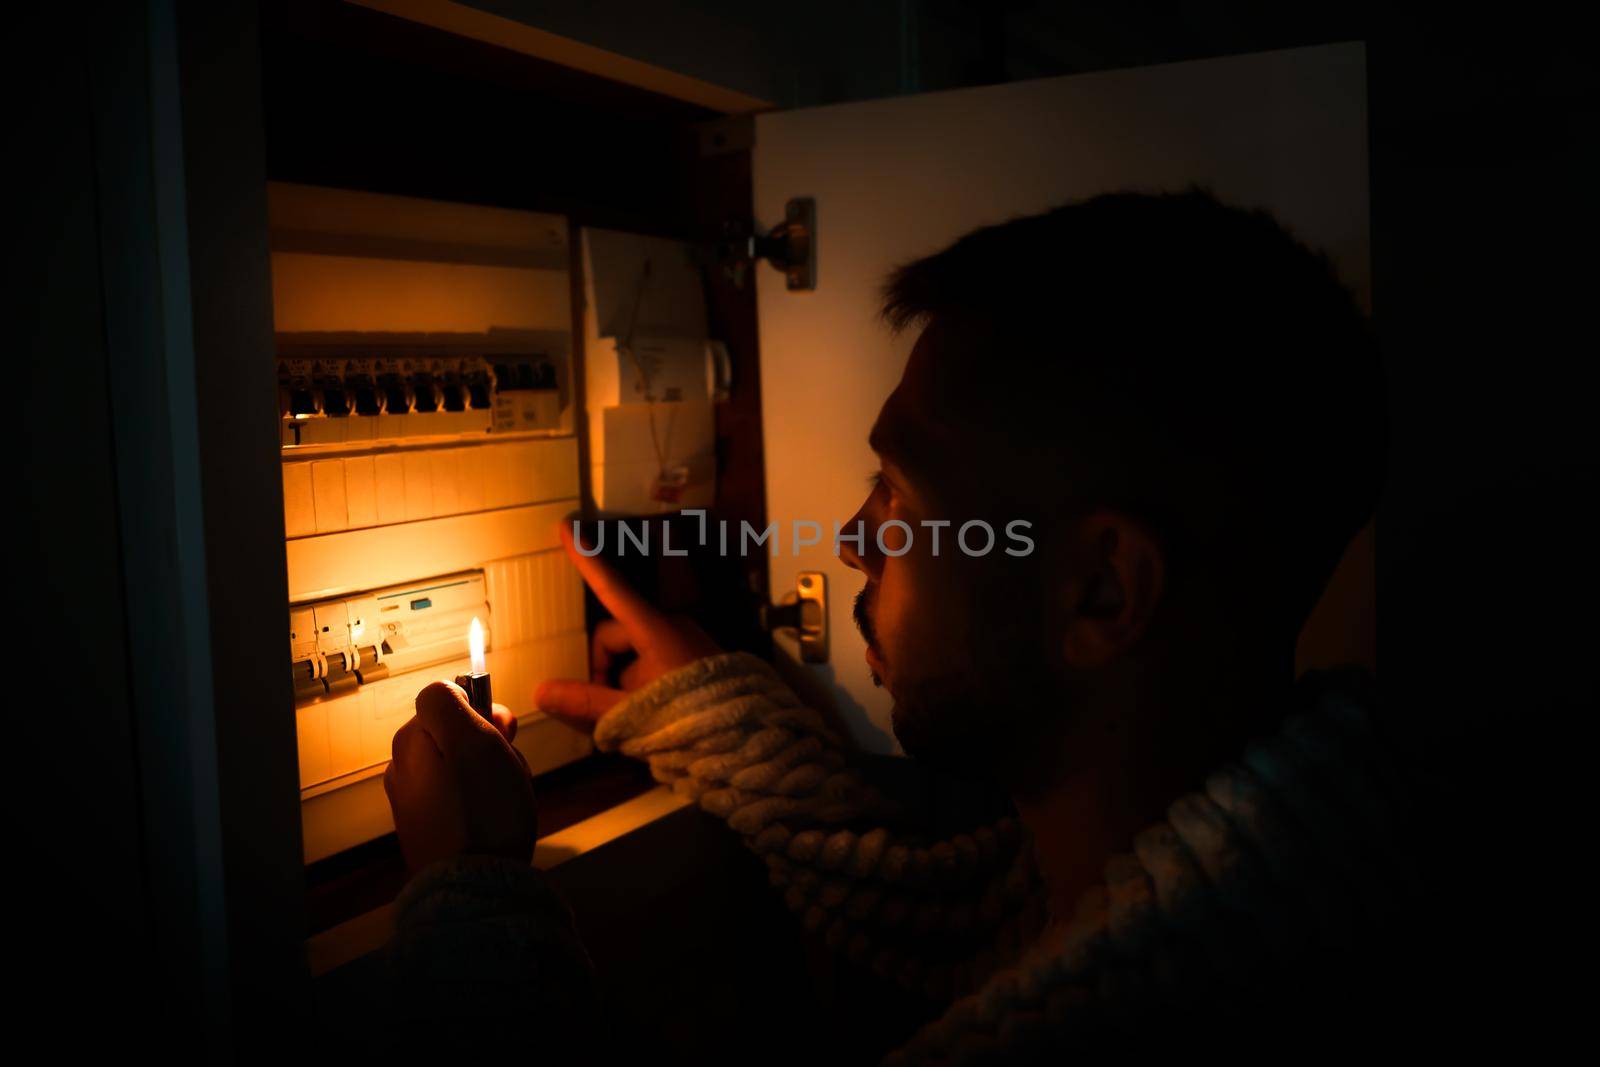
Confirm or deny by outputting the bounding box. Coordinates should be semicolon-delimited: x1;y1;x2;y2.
469;616;486;675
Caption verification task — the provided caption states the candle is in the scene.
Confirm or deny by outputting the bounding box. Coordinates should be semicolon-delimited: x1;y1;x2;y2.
469;616;487;676
456;616;494;721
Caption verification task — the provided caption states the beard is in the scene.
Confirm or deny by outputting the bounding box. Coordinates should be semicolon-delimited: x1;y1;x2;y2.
853;585;883;685
889;646;1063;776
861;565;1069;777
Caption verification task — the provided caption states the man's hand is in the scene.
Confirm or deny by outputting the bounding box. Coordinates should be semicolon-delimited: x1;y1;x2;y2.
384;682;538;874
535;521;721;726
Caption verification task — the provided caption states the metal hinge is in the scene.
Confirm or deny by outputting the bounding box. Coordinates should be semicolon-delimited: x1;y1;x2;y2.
760;570;827;663
720;197;816;291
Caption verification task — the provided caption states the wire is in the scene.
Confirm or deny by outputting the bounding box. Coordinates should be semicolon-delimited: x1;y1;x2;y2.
618;258;671;501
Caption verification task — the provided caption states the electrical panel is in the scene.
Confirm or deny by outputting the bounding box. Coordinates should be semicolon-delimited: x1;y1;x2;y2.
270;182;593;863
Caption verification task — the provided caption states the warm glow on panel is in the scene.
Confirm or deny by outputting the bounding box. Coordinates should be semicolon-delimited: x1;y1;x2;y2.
269;253;571;334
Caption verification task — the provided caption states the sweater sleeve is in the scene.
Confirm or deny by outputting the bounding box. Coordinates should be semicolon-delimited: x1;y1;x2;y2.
387;854;597;1050
882;667;1413;1065
592;652;1044;1001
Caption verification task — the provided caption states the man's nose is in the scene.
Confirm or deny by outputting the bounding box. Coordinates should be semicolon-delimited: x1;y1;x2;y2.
838;531;865;573
838;502;876;577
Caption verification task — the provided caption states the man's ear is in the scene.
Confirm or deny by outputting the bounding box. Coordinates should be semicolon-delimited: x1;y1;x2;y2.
1062;512;1166;668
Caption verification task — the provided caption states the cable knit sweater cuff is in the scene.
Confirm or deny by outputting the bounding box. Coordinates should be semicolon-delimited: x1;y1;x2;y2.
592;651;798;755
389;854;596;1040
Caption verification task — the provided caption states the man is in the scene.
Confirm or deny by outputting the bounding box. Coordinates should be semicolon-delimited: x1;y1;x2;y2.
383;189;1414;1059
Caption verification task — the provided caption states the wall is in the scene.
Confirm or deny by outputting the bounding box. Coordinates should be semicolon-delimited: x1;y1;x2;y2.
18;9;151;1034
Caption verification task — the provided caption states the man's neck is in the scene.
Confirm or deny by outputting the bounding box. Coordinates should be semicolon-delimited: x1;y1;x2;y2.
1008;653;1292;923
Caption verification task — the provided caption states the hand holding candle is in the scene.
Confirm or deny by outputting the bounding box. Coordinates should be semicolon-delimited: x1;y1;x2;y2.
385;677;536;873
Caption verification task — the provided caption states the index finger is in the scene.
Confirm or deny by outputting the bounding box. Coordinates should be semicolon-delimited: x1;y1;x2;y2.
560;520;663;631
414;680;500;754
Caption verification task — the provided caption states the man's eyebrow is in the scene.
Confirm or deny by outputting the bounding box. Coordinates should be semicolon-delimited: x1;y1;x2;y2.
867;419;895;458
868;407;937;485
868;411;912;465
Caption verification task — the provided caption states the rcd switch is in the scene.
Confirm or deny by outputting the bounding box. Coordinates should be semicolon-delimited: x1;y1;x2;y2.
290;571;489;703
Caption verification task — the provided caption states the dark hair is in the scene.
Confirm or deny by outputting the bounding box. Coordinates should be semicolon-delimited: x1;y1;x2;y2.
881;187;1385;630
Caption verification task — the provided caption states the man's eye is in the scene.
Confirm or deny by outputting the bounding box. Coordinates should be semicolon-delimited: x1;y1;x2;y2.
866;470;901;511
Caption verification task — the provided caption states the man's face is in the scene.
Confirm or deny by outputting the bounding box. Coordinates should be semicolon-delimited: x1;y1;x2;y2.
839;324;1062;766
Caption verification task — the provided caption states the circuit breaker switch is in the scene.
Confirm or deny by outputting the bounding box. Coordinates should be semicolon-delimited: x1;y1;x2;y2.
292;659;326;701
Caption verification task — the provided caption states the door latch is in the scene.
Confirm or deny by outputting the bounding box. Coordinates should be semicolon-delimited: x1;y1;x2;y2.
720;197;815;291
760;571;827;663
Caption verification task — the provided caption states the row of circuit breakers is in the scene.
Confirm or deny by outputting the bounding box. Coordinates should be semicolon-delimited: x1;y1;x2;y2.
291;571;488;702
279;355;561;445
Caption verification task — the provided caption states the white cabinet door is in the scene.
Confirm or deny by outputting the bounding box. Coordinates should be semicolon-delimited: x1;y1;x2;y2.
754;43;1370;752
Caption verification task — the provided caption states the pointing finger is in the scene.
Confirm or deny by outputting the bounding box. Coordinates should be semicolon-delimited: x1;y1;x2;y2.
560;521;662;633
535;678;627;726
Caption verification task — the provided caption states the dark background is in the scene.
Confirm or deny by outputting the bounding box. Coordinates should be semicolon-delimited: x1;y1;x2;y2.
15;0;1587;1057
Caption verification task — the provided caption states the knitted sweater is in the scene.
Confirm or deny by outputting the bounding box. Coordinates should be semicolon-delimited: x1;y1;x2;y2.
391;652;1418;1061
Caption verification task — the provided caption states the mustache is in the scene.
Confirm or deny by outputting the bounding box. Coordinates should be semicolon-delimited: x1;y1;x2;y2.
853;584;876;646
